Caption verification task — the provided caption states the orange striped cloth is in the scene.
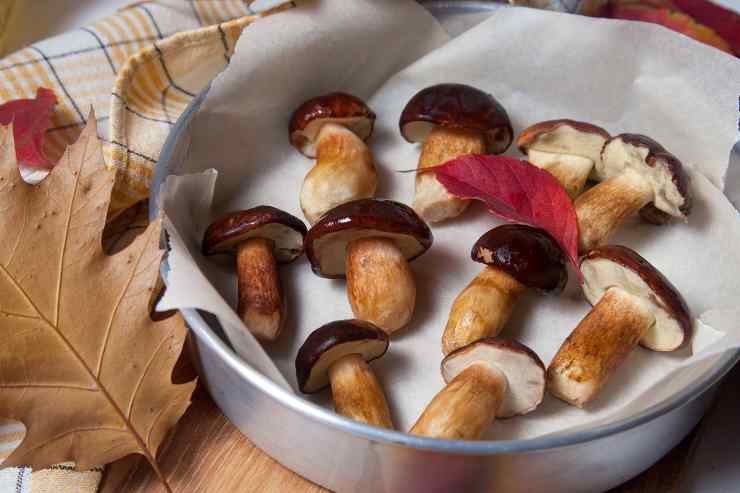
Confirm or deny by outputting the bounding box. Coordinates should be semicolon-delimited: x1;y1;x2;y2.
0;1;291;491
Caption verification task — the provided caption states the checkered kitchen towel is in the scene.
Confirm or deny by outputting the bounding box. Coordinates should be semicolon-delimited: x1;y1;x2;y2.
0;1;291;491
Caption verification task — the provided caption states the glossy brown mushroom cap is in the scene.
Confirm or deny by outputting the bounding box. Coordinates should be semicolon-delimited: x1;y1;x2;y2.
471;225;567;293
581;245;692;351
442;337;546;417
516;119;610;159
599;133;692;222
305;199;433;279
399;83;513;154
295;319;389;393
289;92;376;157
202;206;307;263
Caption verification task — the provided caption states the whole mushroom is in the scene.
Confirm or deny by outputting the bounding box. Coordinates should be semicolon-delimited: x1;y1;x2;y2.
289;92;378;224
548;245;692;407
202;206;307;341
296;319;393;428
305;199;433;334
400;83;513;223
516;119;610;198
575;134;692;252
410;338;545;440
442;225;567;355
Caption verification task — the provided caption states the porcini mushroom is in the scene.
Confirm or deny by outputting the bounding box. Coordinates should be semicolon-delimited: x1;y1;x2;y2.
289;92;378;224
296;319;393;428
442;225;567;355
304;199;433;334
400;83;512;223
516;119;610;198
410;338;545;440
202;206;307;341
575;134;692;251
548;245;692;407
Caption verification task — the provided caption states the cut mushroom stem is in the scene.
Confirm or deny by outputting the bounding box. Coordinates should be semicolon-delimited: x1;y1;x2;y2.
400;83;513;223
290;93;378;224
414;126;487;223
442;225;567;355
296;320;393;428
575;170;653;252
346;237;416;334
410;362;507;440
548;245;692;407
411;338;545;440
443;267;524;355
236;238;283;340
527;151;595;198
202;206;307;342
328;353;393;428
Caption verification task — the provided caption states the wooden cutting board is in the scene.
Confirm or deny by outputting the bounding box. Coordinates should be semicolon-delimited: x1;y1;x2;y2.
100;385;707;493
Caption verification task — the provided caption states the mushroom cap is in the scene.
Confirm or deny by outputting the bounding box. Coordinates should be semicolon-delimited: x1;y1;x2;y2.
442;338;546;418
471;225;567;293
581;245;692;351
305;198;433;279
399;83;513;154
295;319;389;393
289;92;376;158
202;206;307;263
597;133;692;221
516;119;610;161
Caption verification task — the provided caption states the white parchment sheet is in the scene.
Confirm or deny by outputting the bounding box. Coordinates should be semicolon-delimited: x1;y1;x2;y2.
159;0;740;438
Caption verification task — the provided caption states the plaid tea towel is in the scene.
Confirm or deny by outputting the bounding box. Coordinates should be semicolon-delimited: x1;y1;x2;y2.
0;1;291;491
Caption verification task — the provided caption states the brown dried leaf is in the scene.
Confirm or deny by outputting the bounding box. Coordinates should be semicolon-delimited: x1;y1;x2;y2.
0;116;195;488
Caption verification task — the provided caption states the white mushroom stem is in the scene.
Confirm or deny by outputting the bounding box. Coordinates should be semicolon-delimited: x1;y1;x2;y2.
346;237;416;334
236;238;284;341
442;267;525;355
328;353;393;428
526;149;594;198
574;170;653;252
300;123;377;224
410;362;507;440
413;126;486;223
547;287;655;407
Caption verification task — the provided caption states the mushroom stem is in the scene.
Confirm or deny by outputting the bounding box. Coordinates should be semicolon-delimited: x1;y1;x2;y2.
547;287;655;407
574;170;653;252
236;238;284;341
527;149;594;198
301;123;377;224
442;267;526;355
410;362;507;439
328;353;393;428
346;237;416;334
414;126;486;223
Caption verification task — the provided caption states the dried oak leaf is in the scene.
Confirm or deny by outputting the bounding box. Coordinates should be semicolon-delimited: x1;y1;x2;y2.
0;116;195;485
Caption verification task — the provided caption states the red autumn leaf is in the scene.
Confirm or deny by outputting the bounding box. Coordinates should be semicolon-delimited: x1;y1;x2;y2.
672;0;740;55
434;154;581;277
0;87;58;167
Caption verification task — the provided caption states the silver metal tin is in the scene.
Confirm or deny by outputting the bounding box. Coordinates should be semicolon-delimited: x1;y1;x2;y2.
150;3;740;491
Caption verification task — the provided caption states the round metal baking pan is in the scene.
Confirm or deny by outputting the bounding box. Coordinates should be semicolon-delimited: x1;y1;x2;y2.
150;3;740;491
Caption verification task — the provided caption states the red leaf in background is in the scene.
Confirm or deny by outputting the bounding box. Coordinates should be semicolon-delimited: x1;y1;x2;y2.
0;87;58;168
672;0;740;55
434;154;581;278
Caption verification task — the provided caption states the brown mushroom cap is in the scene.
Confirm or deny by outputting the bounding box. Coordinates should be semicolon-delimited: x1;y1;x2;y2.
295;319;389;393
304;198;433;279
597;133;692;222
471;225;567;293
581;245;692;351
202;206;307;262
442;338;545;418
289;92;376;158
399;83;513;154
516;119;610;161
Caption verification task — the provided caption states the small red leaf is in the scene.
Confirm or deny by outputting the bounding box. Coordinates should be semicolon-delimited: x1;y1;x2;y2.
0;87;58;168
434;154;581;278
